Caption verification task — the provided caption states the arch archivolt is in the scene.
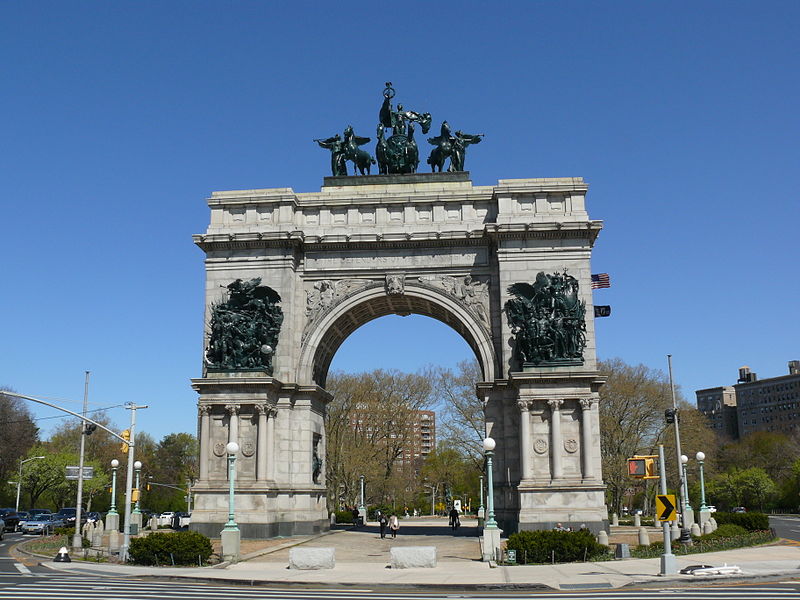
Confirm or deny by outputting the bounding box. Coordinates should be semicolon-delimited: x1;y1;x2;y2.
297;279;497;387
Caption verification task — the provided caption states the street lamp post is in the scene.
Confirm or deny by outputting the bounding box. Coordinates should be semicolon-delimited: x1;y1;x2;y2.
133;461;142;514
680;455;692;512
221;441;240;563
696;451;710;524
107;459;121;552
478;475;485;523
109;459;120;517
15;456;45;512
482;437;501;562
358;475;366;525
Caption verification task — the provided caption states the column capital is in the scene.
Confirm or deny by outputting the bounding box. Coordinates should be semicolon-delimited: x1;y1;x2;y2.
547;398;563;411
579;398;597;411
517;399;531;412
224;403;241;415
198;404;212;416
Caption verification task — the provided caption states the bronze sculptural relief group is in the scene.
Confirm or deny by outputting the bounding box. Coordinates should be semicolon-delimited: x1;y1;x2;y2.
315;83;483;176
505;271;588;367
205;278;283;374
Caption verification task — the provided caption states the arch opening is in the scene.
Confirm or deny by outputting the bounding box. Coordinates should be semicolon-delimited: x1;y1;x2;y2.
299;285;497;387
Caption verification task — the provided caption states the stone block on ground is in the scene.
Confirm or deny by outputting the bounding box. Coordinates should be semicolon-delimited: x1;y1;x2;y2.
390;546;437;569
289;547;335;570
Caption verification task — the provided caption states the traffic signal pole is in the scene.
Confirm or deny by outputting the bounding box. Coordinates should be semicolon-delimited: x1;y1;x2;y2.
667;355;689;529
71;371;90;550
120;403;148;563
658;444;677;575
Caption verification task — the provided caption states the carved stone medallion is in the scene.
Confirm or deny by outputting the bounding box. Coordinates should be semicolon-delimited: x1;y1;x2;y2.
213;442;226;457
241;441;256;457
533;439;548;454
564;438;579;454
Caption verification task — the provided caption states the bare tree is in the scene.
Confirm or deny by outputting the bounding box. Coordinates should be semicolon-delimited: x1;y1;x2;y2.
324;369;432;510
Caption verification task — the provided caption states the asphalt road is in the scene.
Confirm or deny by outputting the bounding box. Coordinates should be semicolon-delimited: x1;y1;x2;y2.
769;515;800;543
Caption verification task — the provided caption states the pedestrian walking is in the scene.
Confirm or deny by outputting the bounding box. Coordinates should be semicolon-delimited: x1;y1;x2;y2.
389;513;399;539
378;511;388;539
449;506;460;532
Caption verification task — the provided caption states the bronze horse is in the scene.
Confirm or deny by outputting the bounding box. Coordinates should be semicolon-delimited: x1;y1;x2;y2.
426;121;454;172
343;125;376;175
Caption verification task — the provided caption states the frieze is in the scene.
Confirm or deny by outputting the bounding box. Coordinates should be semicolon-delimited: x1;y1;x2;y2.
305;247;487;270
418;274;489;326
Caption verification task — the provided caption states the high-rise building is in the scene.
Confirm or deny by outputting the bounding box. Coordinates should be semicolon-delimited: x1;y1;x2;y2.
696;361;800;439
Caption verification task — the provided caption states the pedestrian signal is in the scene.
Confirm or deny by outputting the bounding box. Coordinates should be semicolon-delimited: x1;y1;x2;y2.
120;429;131;453
627;456;658;479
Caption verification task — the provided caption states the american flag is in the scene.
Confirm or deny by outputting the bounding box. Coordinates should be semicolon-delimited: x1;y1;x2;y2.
591;273;611;289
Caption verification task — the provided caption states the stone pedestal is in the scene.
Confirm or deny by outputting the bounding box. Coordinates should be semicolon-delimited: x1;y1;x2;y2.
105;513;119;532
221;528;240;563
482;528;502;562
682;507;694;527
108;529;120;553
698;509;711;525
130;512;142;531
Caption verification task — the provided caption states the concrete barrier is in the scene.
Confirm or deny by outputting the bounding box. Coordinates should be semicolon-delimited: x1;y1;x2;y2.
390;546;437;569
288;547;335;570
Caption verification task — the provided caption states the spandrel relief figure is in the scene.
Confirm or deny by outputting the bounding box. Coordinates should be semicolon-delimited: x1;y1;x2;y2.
205;278;283;373
504;271;586;366
418;274;489;325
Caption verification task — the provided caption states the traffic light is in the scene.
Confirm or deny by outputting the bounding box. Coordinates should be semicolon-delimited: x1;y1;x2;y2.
627;455;658;479
120;429;131;453
131;488;140;503
665;409;677;424
83;423;97;435
146;483;151;491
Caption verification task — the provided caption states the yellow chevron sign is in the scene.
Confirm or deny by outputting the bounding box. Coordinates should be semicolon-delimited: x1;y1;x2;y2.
656;494;677;522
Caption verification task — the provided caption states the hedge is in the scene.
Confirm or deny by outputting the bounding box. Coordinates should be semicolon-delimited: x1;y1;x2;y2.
713;512;769;531
505;530;609;564
334;510;354;524
128;531;213;566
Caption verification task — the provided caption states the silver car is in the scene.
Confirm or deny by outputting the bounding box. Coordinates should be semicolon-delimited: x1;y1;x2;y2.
21;514;64;535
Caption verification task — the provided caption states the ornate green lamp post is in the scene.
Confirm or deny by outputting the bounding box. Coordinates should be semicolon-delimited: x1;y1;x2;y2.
478;474;485;523
109;459;119;516
697;451;708;512
221;441;240;563
133;461;142;514
482;437;501;561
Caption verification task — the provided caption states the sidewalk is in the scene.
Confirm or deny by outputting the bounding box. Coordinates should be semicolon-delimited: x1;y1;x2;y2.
38;518;800;591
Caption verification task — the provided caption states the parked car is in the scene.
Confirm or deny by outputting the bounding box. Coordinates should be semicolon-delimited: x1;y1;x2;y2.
55;507;86;526
707;505;717;513
21;514;64;535
158;512;175;527
15;512;31;532
171;512;190;529
732;506;747;513
0;518;4;540
86;511;102;523
27;508;50;516
1;512;24;532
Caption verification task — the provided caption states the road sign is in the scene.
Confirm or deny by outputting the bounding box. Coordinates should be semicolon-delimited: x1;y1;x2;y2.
65;466;94;480
656;494;677;522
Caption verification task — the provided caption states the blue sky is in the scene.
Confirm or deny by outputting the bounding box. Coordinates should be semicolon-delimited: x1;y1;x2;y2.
1;1;797;442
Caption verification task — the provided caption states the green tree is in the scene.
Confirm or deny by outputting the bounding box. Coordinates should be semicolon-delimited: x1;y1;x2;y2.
144;433;198;513
0;388;39;505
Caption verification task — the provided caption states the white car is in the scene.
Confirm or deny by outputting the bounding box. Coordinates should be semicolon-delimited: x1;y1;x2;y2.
158;512;175;527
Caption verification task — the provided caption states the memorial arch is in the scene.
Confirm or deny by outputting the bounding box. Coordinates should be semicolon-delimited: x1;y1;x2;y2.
190;172;608;538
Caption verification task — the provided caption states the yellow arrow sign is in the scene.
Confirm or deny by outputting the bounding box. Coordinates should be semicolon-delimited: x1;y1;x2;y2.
656;494;677;522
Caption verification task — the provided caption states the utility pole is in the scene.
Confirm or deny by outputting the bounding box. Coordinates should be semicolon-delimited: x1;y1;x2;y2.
120;403;148;562
667;355;689;530
72;371;90;551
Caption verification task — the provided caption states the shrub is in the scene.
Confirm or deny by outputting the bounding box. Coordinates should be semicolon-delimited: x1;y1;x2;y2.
334;510;354;524
367;505;393;520
53;527;72;536
701;523;747;539
505;529;608;564
128;531;213;566
713;512;769;531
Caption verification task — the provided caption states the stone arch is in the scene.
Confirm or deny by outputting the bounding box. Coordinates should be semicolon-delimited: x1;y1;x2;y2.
297;282;497;387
